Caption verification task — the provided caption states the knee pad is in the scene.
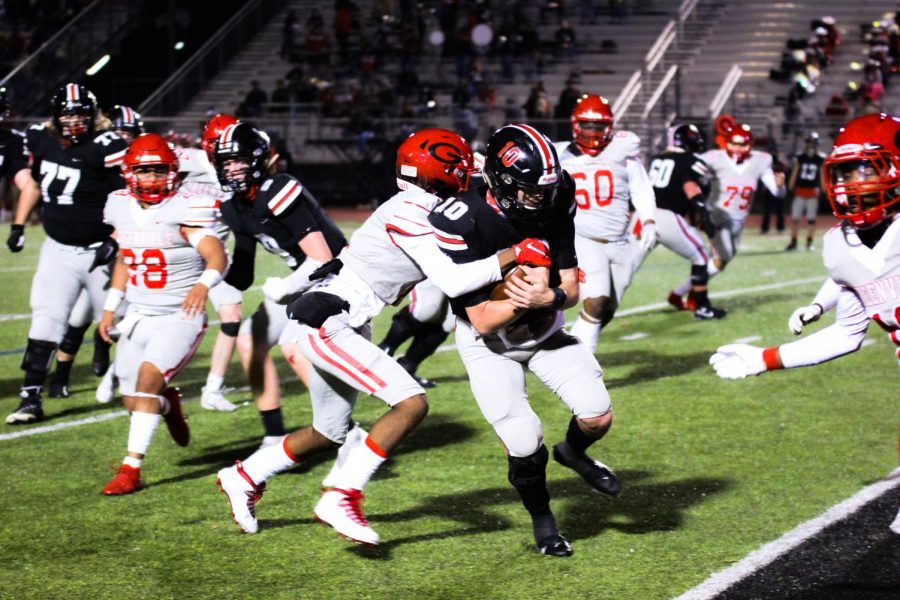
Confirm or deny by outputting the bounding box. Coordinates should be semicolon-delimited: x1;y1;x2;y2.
507;445;549;488
21;339;58;374
59;324;89;355
495;413;543;458
220;321;241;337
690;264;709;286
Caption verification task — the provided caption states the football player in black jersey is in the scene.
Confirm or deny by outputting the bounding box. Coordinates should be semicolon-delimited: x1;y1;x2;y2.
46;105;147;399
648;124;726;319
429;124;620;557
213;122;349;446
0;87;32;224
5;83;127;425
785;132;825;252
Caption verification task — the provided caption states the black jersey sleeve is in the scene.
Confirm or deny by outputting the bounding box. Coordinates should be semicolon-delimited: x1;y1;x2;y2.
260;173;305;218
548;172;578;270
85;130;127;170
685;155;711;187
225;230;258;291
0;129;29;178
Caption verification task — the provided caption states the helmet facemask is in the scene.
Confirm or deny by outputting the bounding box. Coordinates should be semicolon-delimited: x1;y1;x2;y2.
57;110;94;145
125;164;179;204
573;118;612;155
826;151;900;228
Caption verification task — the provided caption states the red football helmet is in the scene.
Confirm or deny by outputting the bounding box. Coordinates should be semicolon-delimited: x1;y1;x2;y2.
201;113;238;160
725;123;753;162
571;94;614;155
824;113;900;228
396;128;474;197
122;133;180;204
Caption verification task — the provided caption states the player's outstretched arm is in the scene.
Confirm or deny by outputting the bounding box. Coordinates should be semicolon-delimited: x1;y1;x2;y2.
711;288;870;379
788;278;841;335
263;231;334;303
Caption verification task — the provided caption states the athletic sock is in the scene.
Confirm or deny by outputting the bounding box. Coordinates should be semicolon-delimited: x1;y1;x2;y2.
692;289;710;307
569;314;601;351
241;439;297;485
205;373;224;392
126;411;161;457
707;262;721;278
123;456;142;469
564;416;597;454
330;436;387;491
260;407;285;437
51;360;74;384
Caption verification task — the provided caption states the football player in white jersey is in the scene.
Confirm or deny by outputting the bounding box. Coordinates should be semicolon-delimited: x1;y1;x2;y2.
708;113;900;534
669;123;786;309
555;94;657;352
215;128;550;544
96;133;228;495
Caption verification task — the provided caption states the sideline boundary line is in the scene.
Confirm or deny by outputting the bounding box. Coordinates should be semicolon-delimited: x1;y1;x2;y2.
675;467;900;599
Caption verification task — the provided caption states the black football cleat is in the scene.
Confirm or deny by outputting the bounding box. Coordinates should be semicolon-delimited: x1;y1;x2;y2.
92;328;111;376
48;383;70;398
553;442;621;497
694;305;727;320
537;534;573;557
6;391;44;425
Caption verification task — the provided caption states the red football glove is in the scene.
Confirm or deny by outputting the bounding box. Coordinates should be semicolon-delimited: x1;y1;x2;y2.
513;238;551;268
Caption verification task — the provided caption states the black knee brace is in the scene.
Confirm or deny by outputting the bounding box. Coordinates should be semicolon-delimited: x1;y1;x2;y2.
508;445;551;516
378;305;428;355
690;264;709;286
220;321;241;337
403;323;450;368
59;324;89;355
21;339;58;375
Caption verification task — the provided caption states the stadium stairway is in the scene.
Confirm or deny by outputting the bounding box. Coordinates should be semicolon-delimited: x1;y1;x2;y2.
677;0;891;155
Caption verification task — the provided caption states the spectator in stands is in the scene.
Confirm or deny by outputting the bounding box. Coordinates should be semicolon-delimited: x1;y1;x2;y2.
760;155;787;235
523;80;552;123
554;19;577;62
243;81;268;118
305;22;330;76
282;9;299;59
554;75;581;138
270;80;291;113
505;96;524;121
517;18;541;82
825;92;849;118
307;8;325;30
334;1;356;56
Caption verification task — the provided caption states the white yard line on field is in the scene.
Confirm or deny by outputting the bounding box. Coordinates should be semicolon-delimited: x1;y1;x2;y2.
674;467;900;600
1;275;827;436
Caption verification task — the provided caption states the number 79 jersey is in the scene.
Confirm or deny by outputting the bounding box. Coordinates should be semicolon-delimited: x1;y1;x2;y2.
698;149;774;224
554;131;641;241
104;188;221;315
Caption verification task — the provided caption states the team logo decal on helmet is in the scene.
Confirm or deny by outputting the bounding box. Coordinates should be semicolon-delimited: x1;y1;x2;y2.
396;128;474;197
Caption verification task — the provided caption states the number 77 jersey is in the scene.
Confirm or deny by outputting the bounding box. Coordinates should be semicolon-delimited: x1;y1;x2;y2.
554;130;645;240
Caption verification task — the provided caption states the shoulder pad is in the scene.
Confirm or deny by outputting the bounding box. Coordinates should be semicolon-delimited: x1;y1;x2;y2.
603;130;640;160
262;174;303;217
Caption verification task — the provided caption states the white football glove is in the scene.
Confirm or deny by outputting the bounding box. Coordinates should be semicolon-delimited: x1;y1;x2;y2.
709;343;767;379
788;303;824;335
262;277;289;304
638;221;658;252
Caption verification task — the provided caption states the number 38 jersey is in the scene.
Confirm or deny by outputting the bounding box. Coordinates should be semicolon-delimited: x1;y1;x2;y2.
823;218;900;334
26;124;127;246
698;149;776;224
103;188;221;315
554;130;647;241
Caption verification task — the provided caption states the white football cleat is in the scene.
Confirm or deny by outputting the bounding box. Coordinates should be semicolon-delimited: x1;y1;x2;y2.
96;369;116;404
321;422;367;489
314;488;379;546
216;461;265;534
201;386;238;412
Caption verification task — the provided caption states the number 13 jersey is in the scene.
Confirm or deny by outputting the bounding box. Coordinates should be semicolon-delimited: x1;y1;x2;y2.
103;188;221;315
554;130;643;241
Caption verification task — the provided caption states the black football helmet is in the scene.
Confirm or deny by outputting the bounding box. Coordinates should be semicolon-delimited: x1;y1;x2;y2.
670;124;706;153
212;122;270;193
0;87;9;121
483;124;562;226
804;131;820;155
51;83;98;145
108;105;145;142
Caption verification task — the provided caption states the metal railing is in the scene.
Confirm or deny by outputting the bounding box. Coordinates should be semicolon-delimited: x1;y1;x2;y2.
1;0;142;115
709;64;743;118
140;0;286;117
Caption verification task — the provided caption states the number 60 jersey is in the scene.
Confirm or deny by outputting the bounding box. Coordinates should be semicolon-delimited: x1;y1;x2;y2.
103;188;222;315
554;130;654;241
26;124;127;246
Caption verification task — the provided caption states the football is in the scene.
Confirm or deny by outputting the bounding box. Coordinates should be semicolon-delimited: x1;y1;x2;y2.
490;267;527;301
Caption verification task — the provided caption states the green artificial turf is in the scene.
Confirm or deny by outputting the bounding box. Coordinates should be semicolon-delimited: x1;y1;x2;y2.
0;224;896;599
